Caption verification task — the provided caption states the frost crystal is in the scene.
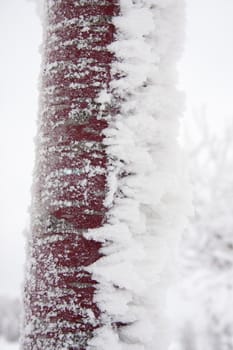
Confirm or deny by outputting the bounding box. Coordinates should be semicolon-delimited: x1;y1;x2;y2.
84;1;192;349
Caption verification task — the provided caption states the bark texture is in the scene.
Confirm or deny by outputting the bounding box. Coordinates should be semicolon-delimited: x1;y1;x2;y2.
22;1;119;349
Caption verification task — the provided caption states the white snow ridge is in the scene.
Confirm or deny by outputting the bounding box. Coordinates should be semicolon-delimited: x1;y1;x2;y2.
84;1;192;349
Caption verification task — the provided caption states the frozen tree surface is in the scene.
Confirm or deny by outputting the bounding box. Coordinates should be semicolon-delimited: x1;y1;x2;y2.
21;1;191;350
84;1;191;349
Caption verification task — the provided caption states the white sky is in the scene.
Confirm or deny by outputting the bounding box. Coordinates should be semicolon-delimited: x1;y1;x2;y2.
180;0;233;130
0;0;41;298
0;0;233;299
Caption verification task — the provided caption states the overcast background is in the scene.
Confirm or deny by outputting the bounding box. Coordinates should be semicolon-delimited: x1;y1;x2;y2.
0;0;232;312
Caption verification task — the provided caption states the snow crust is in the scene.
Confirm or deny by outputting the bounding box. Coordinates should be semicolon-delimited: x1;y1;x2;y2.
84;1;192;349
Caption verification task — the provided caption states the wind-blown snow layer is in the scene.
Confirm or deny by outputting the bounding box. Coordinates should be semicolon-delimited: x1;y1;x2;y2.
84;1;192;349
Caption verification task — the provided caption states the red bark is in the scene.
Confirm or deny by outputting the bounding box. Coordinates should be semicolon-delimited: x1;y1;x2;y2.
22;1;119;349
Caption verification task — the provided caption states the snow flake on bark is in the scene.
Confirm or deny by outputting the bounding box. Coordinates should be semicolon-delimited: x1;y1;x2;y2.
22;1;119;350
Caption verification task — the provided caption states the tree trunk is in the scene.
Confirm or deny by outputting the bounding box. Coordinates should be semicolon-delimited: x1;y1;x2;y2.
22;1;190;349
22;1;119;349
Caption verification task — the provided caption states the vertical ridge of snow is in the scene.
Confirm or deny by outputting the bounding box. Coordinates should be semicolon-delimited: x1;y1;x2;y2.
85;1;192;349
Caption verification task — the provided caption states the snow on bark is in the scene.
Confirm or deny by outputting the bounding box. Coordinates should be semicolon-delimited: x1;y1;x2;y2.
22;1;191;350
21;1;119;349
84;1;192;349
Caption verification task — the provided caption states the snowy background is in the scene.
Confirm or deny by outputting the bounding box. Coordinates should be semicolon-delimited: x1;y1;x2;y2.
0;0;233;349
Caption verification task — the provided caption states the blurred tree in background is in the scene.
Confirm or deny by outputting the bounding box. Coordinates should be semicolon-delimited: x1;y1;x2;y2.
0;297;20;343
171;109;233;350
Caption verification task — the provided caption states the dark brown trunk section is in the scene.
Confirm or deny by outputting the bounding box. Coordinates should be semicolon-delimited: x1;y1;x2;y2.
22;1;119;349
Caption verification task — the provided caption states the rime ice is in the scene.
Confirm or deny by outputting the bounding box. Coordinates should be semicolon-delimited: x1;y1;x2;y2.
21;1;191;350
